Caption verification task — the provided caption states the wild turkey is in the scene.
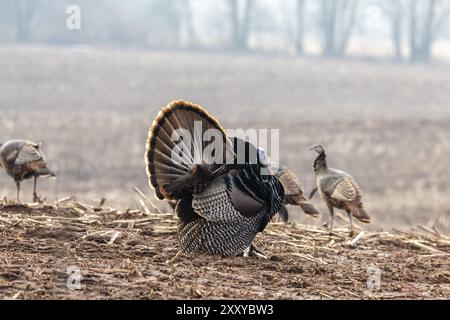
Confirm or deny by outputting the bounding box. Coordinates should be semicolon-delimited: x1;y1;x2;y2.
309;145;370;235
272;163;320;220
145;100;284;256
0;139;55;202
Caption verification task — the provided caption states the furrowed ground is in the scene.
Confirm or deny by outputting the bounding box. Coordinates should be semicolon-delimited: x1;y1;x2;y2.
0;199;449;300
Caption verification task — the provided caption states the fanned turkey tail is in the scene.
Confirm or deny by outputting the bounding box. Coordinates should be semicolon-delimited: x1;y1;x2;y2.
145;100;232;200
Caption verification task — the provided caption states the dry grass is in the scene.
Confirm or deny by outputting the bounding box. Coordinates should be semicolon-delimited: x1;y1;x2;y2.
0;197;449;300
0;46;449;233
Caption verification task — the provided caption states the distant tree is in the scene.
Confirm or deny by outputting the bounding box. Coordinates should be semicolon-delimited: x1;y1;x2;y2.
0;0;14;41
228;0;254;50
383;0;405;60
409;0;432;61
382;0;450;62
407;0;450;62
15;0;38;42
319;0;359;57
144;0;198;48
295;0;306;54
147;0;182;47
179;0;196;48
410;0;443;61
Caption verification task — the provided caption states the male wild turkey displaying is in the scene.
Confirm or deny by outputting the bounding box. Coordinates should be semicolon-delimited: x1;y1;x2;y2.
272;163;320;220
145;100;284;256
0;139;55;202
309;145;370;235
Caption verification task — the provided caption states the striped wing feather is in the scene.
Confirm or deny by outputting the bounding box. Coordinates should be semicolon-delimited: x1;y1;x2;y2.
226;166;284;220
331;176;358;201
320;171;360;202
226;168;266;217
15;143;45;166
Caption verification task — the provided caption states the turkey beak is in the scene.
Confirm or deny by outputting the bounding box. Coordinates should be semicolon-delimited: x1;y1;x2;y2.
309;145;319;153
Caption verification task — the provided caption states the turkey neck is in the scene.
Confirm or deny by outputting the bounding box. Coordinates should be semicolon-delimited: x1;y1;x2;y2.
313;151;328;175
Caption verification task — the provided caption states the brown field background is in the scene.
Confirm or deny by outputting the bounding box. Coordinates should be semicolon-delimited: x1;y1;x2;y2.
0;46;449;233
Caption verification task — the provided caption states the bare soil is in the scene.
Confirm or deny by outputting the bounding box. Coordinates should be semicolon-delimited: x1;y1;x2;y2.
1;200;449;300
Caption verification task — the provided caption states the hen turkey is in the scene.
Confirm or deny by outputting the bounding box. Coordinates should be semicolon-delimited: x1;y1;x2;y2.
309;145;370;235
272;163;320;220
145;100;284;256
0;139;55;202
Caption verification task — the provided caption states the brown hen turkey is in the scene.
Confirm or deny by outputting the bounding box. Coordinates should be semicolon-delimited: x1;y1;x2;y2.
309;144;370;235
272;163;320;221
0;139;55;202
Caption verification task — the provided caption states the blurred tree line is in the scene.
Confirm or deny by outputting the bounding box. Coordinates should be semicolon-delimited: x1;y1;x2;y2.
0;0;449;62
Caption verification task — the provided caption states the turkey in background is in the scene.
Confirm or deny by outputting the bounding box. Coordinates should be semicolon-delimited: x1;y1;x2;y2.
0;139;56;202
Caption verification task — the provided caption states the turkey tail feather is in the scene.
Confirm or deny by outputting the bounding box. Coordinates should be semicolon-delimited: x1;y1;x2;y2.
34;166;56;178
299;201;320;218
146;100;229;200
354;206;371;223
278;204;289;222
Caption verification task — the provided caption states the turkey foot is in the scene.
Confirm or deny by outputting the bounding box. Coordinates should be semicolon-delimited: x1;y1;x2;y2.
243;243;268;259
